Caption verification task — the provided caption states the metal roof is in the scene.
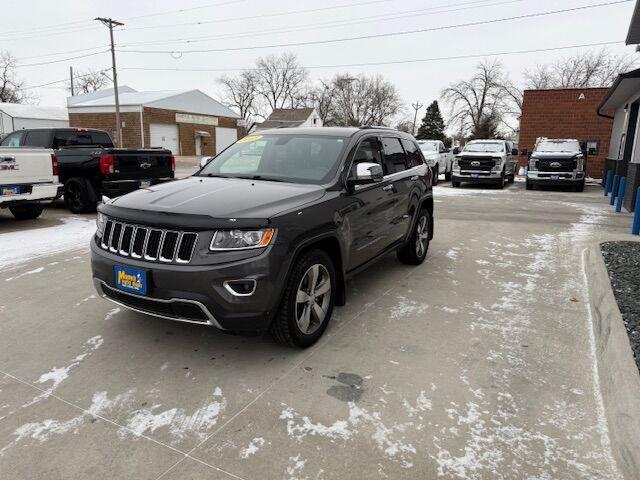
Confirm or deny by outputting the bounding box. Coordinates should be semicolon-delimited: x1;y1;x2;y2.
0;102;68;121
67;86;239;119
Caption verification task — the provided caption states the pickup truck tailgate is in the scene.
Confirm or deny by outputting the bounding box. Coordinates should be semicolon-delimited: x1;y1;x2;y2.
0;148;55;185
113;150;173;179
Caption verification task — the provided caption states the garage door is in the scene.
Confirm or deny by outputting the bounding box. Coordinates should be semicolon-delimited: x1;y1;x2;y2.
215;127;238;154
149;123;179;154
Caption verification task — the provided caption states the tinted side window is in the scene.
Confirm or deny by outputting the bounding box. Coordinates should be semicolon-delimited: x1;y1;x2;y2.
402;139;424;168
0;131;25;147
53;130;114;148
381;137;407;174
23;131;50;147
349;137;383;179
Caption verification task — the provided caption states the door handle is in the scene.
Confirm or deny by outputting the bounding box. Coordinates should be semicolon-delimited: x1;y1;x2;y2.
382;184;394;191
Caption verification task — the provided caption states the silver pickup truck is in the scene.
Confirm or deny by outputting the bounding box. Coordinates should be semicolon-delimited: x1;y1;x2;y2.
525;138;586;192
0;147;61;219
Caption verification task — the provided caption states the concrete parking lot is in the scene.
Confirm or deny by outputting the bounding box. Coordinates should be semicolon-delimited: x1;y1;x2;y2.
0;180;633;479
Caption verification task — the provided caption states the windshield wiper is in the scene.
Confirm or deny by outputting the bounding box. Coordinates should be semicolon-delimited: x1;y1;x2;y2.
235;175;286;182
196;173;230;178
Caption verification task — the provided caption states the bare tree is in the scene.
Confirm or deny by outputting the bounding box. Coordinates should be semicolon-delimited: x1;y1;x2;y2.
327;73;403;127
524;48;637;89
442;60;517;139
217;70;259;124
68;69;110;94
254;53;309;113
0;51;31;103
308;80;336;125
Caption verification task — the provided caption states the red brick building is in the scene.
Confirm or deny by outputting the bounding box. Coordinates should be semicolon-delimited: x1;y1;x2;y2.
518;88;614;178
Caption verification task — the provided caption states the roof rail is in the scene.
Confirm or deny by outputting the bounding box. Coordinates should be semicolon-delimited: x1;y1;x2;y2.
359;125;396;131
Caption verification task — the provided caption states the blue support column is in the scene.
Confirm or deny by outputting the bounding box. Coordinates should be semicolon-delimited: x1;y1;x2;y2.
604;170;613;196
616;177;626;213
610;175;619;206
633;187;640;235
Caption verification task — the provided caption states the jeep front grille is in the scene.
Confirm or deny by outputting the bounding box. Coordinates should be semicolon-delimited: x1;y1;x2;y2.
100;219;198;264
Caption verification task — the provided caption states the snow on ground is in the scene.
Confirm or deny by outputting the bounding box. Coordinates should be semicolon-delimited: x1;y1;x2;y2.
0;217;95;269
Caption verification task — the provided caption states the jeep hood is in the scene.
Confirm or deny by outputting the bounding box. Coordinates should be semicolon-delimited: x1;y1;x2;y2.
104;176;326;227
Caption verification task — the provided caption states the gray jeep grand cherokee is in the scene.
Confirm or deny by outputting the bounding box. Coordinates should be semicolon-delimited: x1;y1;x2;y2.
91;127;434;347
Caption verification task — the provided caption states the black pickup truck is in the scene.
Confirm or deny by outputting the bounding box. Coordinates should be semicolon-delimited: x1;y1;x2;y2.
0;128;175;213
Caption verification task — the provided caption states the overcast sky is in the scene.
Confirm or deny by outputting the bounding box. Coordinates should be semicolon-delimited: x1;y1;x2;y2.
1;0;636;122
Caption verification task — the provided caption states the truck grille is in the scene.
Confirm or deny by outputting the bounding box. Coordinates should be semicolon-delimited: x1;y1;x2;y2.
459;157;496;172
100;219;198;264
536;159;577;172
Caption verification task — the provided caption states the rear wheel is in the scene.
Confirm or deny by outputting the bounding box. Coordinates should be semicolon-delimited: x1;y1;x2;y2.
64;178;97;214
270;250;336;348
397;210;431;265
444;165;452;181
452;181;461;188
9;204;44;220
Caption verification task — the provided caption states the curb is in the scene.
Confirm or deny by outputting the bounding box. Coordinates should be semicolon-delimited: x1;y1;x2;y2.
585;244;640;479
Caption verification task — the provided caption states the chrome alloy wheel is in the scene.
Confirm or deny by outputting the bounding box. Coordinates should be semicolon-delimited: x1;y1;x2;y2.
295;264;331;334
415;215;429;258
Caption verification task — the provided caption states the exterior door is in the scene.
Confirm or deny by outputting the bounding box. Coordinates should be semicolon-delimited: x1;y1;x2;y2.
195;136;202;156
344;136;396;270
149;123;179;154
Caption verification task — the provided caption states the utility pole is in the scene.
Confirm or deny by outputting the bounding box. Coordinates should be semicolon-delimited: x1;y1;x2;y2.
411;101;423;136
95;17;124;147
69;66;74;96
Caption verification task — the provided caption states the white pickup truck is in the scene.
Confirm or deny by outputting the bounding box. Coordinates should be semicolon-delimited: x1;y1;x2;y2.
417;140;453;185
0;148;61;219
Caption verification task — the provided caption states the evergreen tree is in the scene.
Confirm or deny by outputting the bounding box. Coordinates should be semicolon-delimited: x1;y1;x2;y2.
416;101;449;146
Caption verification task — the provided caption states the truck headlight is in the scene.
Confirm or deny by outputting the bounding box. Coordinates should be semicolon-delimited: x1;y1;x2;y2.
96;213;106;239
210;229;275;251
575;155;584;171
529;158;538;171
453;159;460;170
492;158;503;172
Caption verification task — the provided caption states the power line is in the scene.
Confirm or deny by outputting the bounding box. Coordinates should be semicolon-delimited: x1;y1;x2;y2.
123;0;394;31
17;45;111;61
15;50;110;68
21;69;110;91
120;40;625;73
122;0;248;21
119;0;523;48
118;0;633;55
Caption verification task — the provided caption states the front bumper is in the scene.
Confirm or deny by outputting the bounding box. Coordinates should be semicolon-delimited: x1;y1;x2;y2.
91;238;290;334
527;171;584;185
101;177;174;198
0;182;61;207
452;170;502;183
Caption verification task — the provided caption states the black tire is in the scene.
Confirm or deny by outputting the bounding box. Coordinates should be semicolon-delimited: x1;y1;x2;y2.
497;172;506;189
526;180;533;190
64;178;97;214
9;204;44;220
575;181;585;192
452;181;461;188
444;166;452;182
432;165;439;186
397;210;431;265
508;171;515;184
270;249;337;348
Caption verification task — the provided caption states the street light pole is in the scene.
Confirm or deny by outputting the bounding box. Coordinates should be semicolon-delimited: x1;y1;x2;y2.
95;17;124;148
411;101;423;136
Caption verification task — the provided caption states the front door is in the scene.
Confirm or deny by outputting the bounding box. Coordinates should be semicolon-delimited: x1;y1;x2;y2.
344;136;396;270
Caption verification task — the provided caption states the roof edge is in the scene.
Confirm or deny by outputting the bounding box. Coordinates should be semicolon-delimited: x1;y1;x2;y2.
597;67;640;116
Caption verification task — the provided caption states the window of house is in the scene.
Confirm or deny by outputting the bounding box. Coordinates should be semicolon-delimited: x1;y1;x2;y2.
381;137;407;174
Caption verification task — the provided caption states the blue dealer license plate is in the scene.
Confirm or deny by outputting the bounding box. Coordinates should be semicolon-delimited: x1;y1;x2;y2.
140;179;153;188
1;185;20;196
471;174;480;178
114;266;148;295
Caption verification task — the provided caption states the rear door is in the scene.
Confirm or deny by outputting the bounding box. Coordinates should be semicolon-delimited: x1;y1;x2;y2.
381;136;412;242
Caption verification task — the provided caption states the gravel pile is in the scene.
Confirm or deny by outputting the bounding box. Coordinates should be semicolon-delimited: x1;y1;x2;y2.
601;241;640;371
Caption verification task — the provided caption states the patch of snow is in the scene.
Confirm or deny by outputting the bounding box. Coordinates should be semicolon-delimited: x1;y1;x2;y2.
0;217;95;269
73;294;97;308
240;437;265;459
5;267;44;282
286;454;307;479
104;307;121;321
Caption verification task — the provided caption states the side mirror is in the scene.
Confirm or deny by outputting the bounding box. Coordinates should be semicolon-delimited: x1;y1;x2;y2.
511;148;519;156
200;156;212;168
452;147;460;155
349;162;384;186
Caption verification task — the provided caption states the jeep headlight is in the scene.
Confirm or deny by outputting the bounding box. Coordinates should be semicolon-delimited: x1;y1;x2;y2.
210;229;275;251
96;213;106;239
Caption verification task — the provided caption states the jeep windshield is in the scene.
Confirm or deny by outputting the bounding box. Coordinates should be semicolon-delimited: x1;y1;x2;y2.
197;134;348;184
463;142;504;153
535;140;580;153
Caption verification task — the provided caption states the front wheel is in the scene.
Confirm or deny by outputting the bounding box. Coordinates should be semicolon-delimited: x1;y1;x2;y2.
432;165;439;186
452;181;461;188
444;165;452;181
397;210;431;265
9;204;44;220
575;181;585;192
270;249;336;348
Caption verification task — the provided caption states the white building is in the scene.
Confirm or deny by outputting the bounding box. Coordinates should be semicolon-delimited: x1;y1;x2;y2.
0;103;68;137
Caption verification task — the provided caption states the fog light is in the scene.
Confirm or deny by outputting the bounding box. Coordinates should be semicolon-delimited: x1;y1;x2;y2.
224;279;257;296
